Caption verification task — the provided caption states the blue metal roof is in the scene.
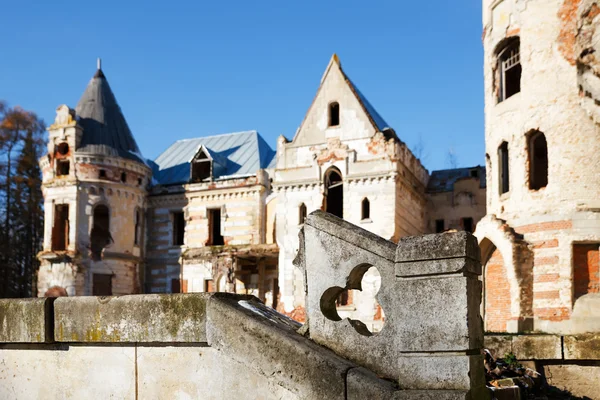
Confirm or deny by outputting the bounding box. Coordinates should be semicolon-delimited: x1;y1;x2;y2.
152;130;276;185
347;78;390;132
427;166;486;193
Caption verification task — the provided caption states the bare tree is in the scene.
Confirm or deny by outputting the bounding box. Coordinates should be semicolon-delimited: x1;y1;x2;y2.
411;133;429;164
446;146;459;169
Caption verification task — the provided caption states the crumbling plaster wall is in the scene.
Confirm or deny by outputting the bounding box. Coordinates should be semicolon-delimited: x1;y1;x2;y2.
481;0;600;333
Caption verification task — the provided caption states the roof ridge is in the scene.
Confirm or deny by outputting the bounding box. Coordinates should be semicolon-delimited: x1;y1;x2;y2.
174;130;258;143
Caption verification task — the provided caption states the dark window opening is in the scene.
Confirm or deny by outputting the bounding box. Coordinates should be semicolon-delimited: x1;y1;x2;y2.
462;217;474;233
299;203;307;224
134;209;141;246
497;38;521;102
91;205;112;261
93;273;112;296
51;204;69;251
470;169;479;178
171;278;188;294
361;198;370;220
528;131;548;190
498;142;510;194
328;102;340;127
121;172;127;183
138;178;143;186
208;208;224;246
56;142;69;156
205;279;215;293
172;211;185;246
56;160;70;176
99;169;107;179
435;219;445;233
191;149;212;182
325;168;343;219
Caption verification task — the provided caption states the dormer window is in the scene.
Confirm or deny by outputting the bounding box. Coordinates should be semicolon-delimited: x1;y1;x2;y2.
328;102;340;127
191;148;212;182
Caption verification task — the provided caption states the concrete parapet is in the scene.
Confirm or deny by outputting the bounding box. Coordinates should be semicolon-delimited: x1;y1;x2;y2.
0;298;52;343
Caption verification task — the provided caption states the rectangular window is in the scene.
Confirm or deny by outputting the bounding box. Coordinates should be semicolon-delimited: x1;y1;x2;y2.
498;142;510;194
435;219;445;233
56;160;70;176
93;274;112;296
171;278;188;293
204;279;215;293
498;38;521;102
172;211;185;246
51;204;69;251
208;208;224;245
462;217;474;233
573;243;600;302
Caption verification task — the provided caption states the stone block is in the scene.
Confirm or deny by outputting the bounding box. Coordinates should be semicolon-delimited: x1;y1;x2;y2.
483;335;513;360
543;363;600;399
206;293;353;400
397;354;486;392
346;367;398;399
512;335;561;360
0;298;51;343
564;334;600;359
395;231;481;265
54;293;211;342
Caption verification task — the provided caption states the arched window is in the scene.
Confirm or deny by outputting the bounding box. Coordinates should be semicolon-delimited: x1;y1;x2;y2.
299;203;307;225
90;205;112;260
361;198;370;220
496;37;521;102
528;131;548;190
325;168;343;218
498;142;510;194
328;102;340;127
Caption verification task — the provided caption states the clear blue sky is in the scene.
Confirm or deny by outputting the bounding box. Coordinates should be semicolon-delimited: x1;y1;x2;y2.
0;0;484;172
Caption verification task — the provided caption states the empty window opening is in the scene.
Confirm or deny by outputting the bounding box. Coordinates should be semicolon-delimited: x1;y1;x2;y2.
171;278;188;293
361;198;370;220
191;149;212;182
56;160;70;176
435;219;445;233
208;208;224;246
204;279;215;293
497;38;521;102
528;131;548;190
172;211;185;246
325;168;343;218
470;169;479;178
328;102;340;127
299;203;307;225
498;142;510;194
90;205;112;261
462;217;474;233
51;204;69;251
56;142;69;156
121;172;127;183
138;178;143;186
99;169;107;179
134;209;141;246
573;243;600;303
93;273;113;296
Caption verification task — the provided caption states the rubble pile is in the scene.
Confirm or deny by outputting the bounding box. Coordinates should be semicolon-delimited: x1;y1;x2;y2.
484;350;544;400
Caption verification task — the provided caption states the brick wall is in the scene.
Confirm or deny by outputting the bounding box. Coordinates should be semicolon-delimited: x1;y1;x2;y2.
573;243;600;302
485;248;512;332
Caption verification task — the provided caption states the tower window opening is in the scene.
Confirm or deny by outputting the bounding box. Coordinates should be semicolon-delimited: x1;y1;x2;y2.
138;178;143;186
328;102;340;127
528;131;548;190
99;169;107;179
324;168;343;219
56;160;70;176
56;142;69;155
208;208;224;246
299;203;307;225
497;37;521;102
361;198;370;220
498;142;510;194
134;209;141;246
121;172;127;183
90;205;112;261
435;219;445;233
172;211;185;246
51;204;69;251
462;217;474;233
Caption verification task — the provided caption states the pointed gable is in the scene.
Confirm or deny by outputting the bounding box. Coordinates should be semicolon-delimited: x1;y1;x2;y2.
291;54;394;147
75;67;145;163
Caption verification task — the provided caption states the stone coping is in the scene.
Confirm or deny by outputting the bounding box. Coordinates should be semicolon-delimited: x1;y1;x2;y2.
485;333;600;360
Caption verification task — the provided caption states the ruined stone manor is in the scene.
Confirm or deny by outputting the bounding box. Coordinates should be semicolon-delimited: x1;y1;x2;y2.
36;54;486;331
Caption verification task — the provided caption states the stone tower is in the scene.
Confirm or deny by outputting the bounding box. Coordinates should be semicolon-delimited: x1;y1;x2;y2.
37;63;152;297
477;0;600;333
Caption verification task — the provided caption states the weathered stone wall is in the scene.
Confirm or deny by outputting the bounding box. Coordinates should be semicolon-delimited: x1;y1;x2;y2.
479;0;600;333
1;212;486;399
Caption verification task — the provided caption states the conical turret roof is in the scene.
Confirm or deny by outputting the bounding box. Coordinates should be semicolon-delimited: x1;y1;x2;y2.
75;65;145;164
